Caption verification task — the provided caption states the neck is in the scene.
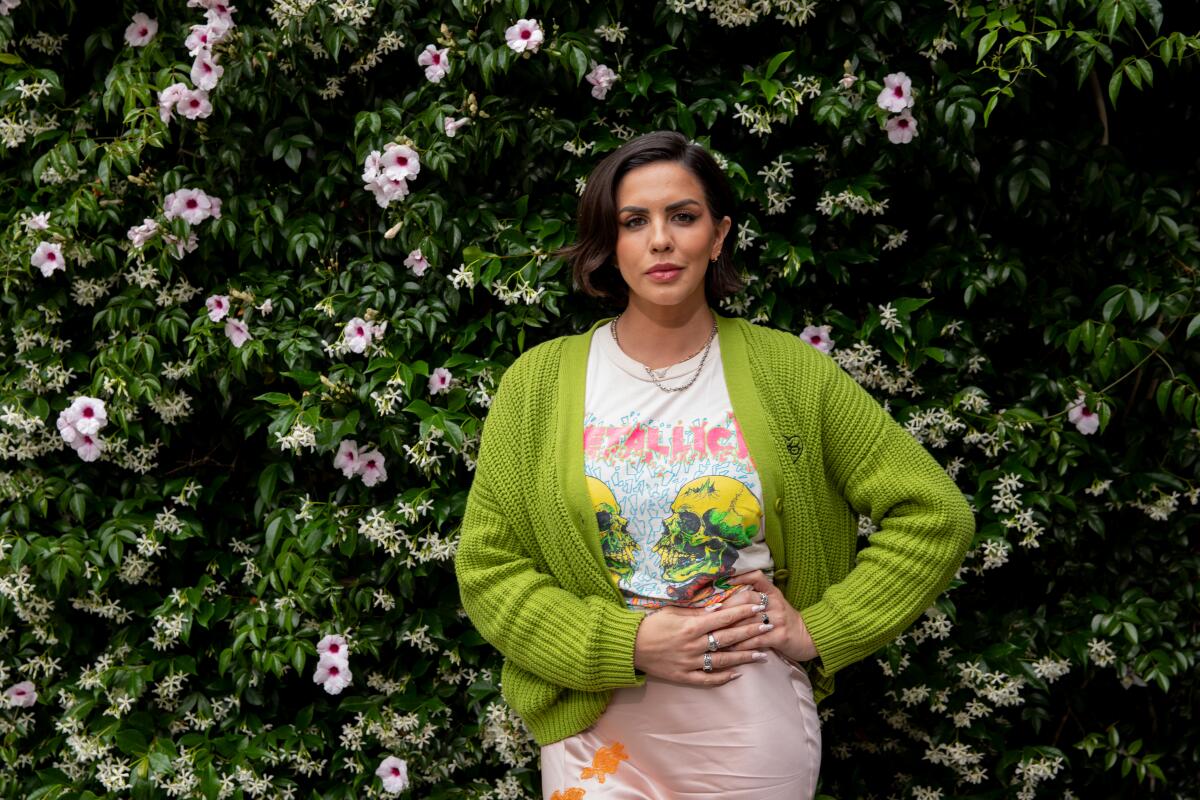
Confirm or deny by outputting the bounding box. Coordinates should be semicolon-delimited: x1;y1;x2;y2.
613;299;715;370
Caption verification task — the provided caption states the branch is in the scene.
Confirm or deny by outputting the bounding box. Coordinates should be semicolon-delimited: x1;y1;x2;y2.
1088;69;1110;146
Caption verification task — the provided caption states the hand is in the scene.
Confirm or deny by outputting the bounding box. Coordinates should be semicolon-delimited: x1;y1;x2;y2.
632;602;773;685
712;571;819;664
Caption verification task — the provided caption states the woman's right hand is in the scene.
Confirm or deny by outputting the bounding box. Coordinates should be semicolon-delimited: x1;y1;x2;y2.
633;602;771;685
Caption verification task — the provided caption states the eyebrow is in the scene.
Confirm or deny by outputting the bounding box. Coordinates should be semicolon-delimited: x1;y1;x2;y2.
617;198;703;214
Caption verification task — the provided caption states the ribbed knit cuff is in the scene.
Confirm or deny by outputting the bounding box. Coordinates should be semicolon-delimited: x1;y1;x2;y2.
799;600;857;677
587;604;646;690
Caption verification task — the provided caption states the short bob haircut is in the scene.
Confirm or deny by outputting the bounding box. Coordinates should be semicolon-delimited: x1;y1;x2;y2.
562;131;743;302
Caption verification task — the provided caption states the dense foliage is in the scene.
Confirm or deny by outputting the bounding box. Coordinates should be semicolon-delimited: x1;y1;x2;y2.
1;0;1198;797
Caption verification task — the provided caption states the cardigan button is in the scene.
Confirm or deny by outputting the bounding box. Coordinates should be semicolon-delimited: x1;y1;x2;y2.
773;497;784;513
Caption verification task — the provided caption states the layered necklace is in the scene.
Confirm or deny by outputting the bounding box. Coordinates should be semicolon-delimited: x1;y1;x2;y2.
610;313;718;393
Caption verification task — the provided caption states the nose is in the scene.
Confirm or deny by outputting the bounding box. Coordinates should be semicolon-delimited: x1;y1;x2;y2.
649;216;673;253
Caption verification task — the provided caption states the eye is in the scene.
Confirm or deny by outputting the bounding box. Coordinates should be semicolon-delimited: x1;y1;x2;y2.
673;212;697;223
596;510;612;530
621;216;646;229
679;511;701;534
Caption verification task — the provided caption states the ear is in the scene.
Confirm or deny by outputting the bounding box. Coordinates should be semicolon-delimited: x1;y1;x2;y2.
711;215;732;259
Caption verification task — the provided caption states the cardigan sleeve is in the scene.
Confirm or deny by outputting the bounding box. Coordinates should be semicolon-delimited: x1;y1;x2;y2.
455;361;646;694
798;354;975;677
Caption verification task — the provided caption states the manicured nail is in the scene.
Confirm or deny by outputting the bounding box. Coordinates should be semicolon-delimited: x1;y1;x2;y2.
751;604;765;612
752;651;768;661
705;603;723;612
759;623;774;632
729;672;742;680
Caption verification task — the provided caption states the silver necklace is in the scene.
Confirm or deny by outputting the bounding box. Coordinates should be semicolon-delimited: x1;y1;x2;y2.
610;314;718;393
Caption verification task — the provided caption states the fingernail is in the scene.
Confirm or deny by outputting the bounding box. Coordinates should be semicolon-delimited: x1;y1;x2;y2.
729;672;742;680
759;623;774;632
752;651;768;662
705;603;723;612
751;604;765;612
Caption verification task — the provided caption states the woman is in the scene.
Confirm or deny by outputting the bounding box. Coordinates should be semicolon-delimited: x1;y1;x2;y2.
455;131;974;799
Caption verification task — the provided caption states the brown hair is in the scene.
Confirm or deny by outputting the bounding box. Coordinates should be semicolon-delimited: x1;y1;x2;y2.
561;131;743;302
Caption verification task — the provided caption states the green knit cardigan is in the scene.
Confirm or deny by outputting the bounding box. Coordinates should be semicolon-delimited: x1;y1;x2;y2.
455;314;975;745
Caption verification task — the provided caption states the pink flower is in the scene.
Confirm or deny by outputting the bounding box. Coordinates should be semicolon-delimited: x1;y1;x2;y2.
312;652;352;695
317;633;350;658
64;396;108;436
56;413;79;444
344;318;375;354
73;433;103;462
0;0;22;18
418;44;449;83
877;71;914;113
443;116;470;137
3;681;37;708
885;109;918;144
257;298;273;315
205;294;230;322
157;82;189;123
31;241;64;277
404;249;429;277
428;367;453;396
164;231;199;259
164;188;221;225
381;144;420;182
224;318;251;348
839;72;858;90
185;23;224;56
585;63;618;100
1067;395;1100;435
127;218;159;248
358;450;387;487
376;756;410;794
191;52;224;91
204;4;236;31
799;324;835;354
176;88;214;120
124;12;158;47
505;18;543;53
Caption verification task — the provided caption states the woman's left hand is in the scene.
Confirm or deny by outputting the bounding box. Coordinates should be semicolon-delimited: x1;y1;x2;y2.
710;570;820;663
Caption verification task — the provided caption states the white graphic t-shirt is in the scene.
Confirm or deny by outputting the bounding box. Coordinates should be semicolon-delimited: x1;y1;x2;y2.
584;321;774;609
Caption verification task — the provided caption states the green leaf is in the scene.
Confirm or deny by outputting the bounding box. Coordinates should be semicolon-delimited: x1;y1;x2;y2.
1186;314;1200;339
1098;0;1121;35
1108;69;1123;107
977;29;999;61
764;49;793;80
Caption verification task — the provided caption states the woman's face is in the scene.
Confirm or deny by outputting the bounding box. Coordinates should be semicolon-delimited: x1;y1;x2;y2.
613;160;731;314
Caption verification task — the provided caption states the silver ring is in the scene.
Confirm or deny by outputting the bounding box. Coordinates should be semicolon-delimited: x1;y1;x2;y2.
759;592;769;608
702;653;713;673
761;613;770;625
707;632;719;652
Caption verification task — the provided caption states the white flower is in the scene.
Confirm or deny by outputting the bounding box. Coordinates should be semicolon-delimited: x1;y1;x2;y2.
63;396;108;436
1067;394;1100;435
799;324;835;354
333;439;362;478
381;144;420;182
344;317;375;354
877;71;914;112
256;298;273;315
31;241;65;277
185;24;223;56
124;12;158;47
4;681;37;708
363;143;420;208
224;319;251;348
376;756;409;794
404;249;429;277
504;18;544;53
0;0;22;18
358;450;387;487
313;652;353;694
885;109;918;144
164;188;222;225
127;218;159;248
205;294;230;322
176;88;214;120
417;44;449;82
317;633;350;659
190;52;224;91
1087;637;1117;667
428;367;453;396
585;63;619;100
23;211;51;230
443;116;470;137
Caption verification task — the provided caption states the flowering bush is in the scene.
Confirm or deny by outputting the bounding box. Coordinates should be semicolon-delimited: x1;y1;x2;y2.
1;1;1198;798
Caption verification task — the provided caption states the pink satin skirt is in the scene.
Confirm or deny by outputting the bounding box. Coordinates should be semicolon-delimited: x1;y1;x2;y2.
541;650;821;799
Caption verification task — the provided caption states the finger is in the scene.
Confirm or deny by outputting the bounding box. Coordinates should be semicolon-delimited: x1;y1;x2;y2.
707;619;775;650
724;629;779;652
693;602;762;635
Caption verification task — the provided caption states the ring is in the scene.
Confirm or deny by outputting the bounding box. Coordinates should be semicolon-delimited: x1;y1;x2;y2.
759;592;769;609
707;633;720;652
702;653;713;673
761;613;770;625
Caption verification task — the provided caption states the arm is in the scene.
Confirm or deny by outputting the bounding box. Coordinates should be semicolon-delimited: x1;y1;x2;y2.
455;365;645;693
798;354;975;676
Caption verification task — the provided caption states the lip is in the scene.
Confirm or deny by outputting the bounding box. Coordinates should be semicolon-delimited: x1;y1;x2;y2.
645;262;684;281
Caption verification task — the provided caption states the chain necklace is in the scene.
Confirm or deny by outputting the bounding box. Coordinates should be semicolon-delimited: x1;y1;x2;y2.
610;313;718;393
